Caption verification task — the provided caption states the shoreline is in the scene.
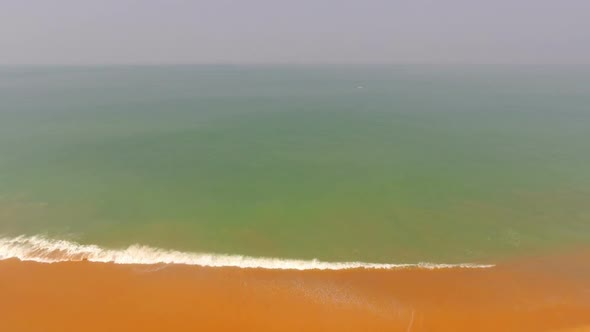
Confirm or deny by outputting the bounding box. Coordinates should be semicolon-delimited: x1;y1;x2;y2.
0;235;493;270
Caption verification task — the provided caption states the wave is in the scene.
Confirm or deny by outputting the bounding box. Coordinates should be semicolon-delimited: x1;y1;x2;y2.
0;235;493;270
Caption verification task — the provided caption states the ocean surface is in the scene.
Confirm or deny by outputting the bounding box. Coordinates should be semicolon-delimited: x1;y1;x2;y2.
1;65;589;266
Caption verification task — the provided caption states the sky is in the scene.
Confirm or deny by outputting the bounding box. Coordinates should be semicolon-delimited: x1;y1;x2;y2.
1;0;589;65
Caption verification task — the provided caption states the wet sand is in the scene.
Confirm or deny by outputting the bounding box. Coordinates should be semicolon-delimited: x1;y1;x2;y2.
1;250;589;332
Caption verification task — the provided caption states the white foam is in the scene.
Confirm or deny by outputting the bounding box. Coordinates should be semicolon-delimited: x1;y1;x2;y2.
0;235;493;270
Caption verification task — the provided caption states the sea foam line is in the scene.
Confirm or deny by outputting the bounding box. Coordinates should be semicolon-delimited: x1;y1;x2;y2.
0;235;494;270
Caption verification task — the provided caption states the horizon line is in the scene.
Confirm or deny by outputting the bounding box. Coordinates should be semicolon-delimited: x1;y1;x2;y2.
1;62;590;67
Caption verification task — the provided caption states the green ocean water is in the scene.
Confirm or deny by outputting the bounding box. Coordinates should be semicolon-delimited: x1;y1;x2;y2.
0;65;589;263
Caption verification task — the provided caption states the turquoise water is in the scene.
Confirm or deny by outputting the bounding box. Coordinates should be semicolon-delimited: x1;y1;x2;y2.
1;65;589;263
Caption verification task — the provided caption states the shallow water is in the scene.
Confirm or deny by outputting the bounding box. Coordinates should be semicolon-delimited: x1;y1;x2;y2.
1;65;589;263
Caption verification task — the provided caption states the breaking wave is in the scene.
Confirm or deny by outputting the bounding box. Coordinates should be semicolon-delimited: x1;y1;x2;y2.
0;235;493;270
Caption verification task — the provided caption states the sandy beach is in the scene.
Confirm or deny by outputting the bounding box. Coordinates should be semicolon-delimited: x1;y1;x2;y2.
1;249;589;332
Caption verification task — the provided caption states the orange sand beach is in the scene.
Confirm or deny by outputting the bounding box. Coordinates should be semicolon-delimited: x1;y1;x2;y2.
1;250;589;332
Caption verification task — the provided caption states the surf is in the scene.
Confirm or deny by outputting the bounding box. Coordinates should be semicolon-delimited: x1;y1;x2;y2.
0;235;493;270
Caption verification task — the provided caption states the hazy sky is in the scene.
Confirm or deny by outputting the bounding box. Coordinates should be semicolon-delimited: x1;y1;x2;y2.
1;0;589;65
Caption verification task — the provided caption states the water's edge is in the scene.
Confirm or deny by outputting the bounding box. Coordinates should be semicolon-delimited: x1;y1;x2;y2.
0;235;493;270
